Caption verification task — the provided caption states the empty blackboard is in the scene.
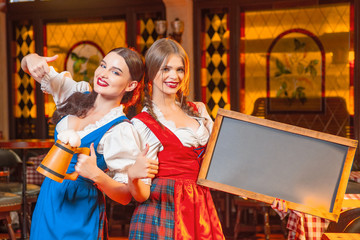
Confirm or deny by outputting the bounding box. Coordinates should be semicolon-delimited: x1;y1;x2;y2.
197;109;357;221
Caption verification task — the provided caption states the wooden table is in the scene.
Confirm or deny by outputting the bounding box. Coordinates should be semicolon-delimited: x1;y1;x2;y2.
322;233;360;240
0;139;54;240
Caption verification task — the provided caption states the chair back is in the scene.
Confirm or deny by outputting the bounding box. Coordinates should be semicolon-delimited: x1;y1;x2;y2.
326;208;360;233
0;149;22;182
0;149;22;167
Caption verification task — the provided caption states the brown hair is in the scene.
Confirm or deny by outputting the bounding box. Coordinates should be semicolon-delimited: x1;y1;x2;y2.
52;47;144;124
142;38;199;123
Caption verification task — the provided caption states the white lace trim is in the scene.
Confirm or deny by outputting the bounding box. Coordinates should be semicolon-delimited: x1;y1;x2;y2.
150;102;210;146
79;105;126;133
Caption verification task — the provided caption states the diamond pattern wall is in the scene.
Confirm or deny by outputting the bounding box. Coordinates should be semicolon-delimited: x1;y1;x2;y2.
202;12;230;119
136;16;160;57
130;14;161;116
14;23;36;138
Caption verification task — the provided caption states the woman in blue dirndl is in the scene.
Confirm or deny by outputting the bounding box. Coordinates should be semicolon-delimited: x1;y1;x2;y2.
21;48;158;240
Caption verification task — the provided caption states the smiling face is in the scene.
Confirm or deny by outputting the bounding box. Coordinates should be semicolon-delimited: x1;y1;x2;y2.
93;52;137;101
152;54;185;98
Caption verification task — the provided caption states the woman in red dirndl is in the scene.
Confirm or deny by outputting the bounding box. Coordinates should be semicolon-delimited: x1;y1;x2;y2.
129;38;225;240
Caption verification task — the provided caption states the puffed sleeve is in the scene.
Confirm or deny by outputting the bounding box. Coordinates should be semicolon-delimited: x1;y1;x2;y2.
194;102;214;133
131;117;162;163
40;66;91;106
99;121;151;185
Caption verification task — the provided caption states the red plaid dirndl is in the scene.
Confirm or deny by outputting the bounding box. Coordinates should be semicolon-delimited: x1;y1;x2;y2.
129;178;175;240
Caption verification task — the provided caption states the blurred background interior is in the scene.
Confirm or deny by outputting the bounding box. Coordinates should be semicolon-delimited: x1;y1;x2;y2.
1;0;360;239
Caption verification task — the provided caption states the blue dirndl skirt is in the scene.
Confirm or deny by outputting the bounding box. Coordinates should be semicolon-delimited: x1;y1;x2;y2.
30;176;106;240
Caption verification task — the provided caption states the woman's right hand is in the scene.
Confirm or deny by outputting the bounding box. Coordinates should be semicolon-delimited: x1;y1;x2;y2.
21;53;58;82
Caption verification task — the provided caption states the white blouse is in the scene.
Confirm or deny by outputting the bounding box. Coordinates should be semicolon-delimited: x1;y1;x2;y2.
131;102;214;162
41;67;147;184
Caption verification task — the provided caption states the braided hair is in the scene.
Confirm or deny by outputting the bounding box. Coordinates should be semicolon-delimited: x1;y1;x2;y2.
142;38;199;124
52;47;144;124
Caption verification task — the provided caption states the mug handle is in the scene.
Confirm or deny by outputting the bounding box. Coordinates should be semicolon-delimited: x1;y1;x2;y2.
63;147;91;181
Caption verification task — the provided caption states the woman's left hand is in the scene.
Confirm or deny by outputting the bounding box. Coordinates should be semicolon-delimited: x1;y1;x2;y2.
128;144;159;181
75;143;101;180
271;198;290;220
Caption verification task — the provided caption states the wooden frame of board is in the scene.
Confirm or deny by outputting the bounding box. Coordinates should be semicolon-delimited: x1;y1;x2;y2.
197;108;358;221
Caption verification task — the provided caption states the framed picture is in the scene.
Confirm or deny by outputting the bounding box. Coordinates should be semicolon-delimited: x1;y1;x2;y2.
64;41;105;84
197;108;357;221
266;29;325;113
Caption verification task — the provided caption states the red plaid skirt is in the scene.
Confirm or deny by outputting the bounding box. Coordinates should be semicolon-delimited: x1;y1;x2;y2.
129;177;225;240
129;178;175;239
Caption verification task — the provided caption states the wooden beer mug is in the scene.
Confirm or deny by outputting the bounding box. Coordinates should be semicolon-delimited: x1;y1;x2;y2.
37;140;90;183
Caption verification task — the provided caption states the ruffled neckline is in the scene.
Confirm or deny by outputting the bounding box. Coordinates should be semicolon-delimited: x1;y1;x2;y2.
60;105;126;136
83;105;125;132
149;102;210;146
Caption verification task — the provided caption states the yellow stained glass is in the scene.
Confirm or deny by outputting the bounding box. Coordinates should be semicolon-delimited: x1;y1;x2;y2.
243;3;351;116
137;18;159;56
14;24;36;119
45;20;127;119
202;12;230;119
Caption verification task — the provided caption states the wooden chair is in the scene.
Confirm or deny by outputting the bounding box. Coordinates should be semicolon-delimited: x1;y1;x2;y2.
0;149;41;233
0;192;22;240
328;178;360;233
233;197;271;239
0;182;41;229
326;208;360;233
233;197;284;240
0;149;21;182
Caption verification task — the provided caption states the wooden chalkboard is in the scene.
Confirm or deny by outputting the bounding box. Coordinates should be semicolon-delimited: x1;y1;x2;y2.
197;109;358;221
